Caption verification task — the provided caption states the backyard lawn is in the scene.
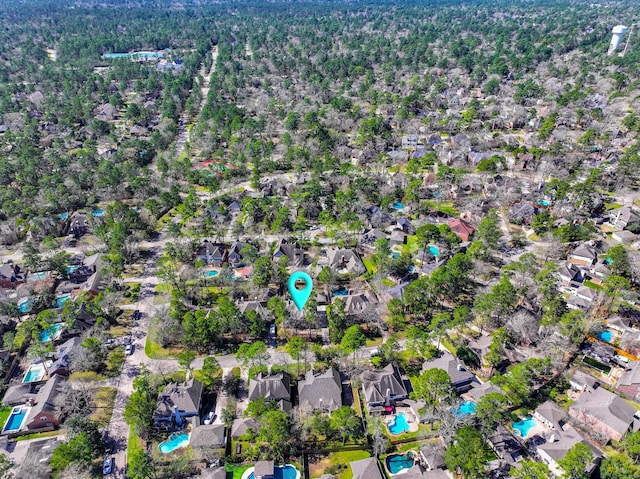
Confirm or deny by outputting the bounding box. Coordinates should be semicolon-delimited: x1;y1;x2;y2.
0;406;12;429
226;464;251;479
309;450;371;479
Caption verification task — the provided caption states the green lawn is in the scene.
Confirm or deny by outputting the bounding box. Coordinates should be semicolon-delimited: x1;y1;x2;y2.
14;430;61;441
310;450;371;479
127;428;144;467
0;406;12;428
584;280;604;291
363;257;378;274
226;465;251;479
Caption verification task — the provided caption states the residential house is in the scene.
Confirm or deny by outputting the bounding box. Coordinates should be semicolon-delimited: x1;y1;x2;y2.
24;375;67;430
590;261;610;283
0;263;24;289
342;291;378;316
607;315;630;332
273;239;304;267
402;135;419;148
198;468;227;479
12;437;61;479
325;248;365;276
298;368;343;413
254;460;275;479
468;335;492;364
421;470;451;479
396;218;414;234
67;211;90;237
467;381;504;402
612;230;638;243
389;229;407;247
422;351;476;393
360;364;408;410
189;423;226;450
2;383;37;406
361;228;387;246
228;241;250;268
487;426;523;466
48;337;82;377
610;206;640;230
228;201;242;215
568;386;638;442
238;300;268;318
568;370;600;392
533;401;600;477
196;240;228;267
349;457;385;479
419;441;446;470
230;417;259;439
154;378;203;429
568;244;598;267
617;361;640;401
558;261;582;284
248;372;292;412
446;218;474;242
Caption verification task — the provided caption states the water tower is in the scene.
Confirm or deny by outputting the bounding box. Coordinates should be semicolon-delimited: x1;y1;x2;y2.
608;25;628;55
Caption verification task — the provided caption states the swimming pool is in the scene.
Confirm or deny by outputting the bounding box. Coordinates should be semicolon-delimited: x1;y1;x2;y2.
18;298;35;313
387;412;410;435
386;452;415;475
22;364;46;383
57;213;69;220
40;323;63;342
2;406;29;432
391;252;401;259
244;465;299;479
92;209;105;217
512;416;537;438
598;331;614;343
203;270;219;277
67;265;79;275
392;202;404;210
429;245;440;256
55;295;71;309
332;288;348;297
536;200;550;206
29;272;47;281
159;433;189;454
453;400;477;418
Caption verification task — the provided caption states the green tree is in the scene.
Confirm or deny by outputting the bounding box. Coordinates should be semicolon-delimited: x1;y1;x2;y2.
623;430;640;464
444;425;491;478
599;456;639;479
475;392;509;436
412;367;455;409
200;356;222;391
330;406;362;445
286;336;307;375
340;325;366;361
237;341;270;370
558;443;593;479
510;460;551;479
476;209;501;248
128;449;157;479
328;298;348;343
253;256;273;287
607;245;630;277
257;409;292;461
124;366;157;440
177;350;196;377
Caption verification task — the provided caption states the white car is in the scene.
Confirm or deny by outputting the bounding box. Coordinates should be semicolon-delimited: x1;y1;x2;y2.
203;411;216;425
125;344;134;356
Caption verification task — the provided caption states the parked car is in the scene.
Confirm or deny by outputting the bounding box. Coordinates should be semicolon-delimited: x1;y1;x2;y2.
103;457;114;475
125;344;134;356
203;411;216;425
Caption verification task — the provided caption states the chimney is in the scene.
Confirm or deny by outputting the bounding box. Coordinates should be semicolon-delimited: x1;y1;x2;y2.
548;434;556;443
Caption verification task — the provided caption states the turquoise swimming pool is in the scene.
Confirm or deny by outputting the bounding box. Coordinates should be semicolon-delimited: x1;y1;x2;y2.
246;465;299;479
40;323;63;342
387;412;410;435
29;272;47;281
55;295;71;308
386;452;415;474
204;270;219;277
453;400;477;418
159;433;189;454
393;202;404;210
3;406;28;432
512;416;537;438
18;298;35;313
429;245;440;256
22;364;45;383
598;331;613;343
92;209;105;217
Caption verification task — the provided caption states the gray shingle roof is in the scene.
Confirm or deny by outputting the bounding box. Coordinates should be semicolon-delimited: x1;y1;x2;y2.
350;457;384;479
248;372;291;403
569;386;637;437
189;424;226;449
619;361;640;387
360;364;407;405
326;248;365;275
298;368;342;412
155;378;203;418
422;351;475;388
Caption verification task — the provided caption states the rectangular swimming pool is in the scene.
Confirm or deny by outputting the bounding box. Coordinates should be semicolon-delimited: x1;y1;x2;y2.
23;364;45;383
3;406;29;432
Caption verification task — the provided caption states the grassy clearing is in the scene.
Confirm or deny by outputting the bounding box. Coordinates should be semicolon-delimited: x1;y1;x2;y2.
145;315;183;359
363;257;378;274
127;427;144;467
584;280;604;291
309;450;370;479
69;371;108;382
0;406;12;428
365;337;383;347
226;465;251;479
14;430;61;441
90;387;117;426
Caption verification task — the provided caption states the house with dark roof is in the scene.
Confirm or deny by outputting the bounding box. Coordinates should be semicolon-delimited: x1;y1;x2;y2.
228;241;250;267
48;337;82;377
618;361;640;401
341;291;378;316
533;401;601;477
558;261;583;284
349;457;385;479
396;218;414;234
273;239;304;267
298;368;343;413
487;426;522;465
419;441;446;470
422;351;476;393
67;211;90;237
467;381;504;402
360;364;408;410
154;378;203;429
196;240;228;267
389;229;407;246
248;372;292;412
568;244;598;267
24;375;67;430
325;248;365;276
0;263;24;289
2;383;37;406
230;417;259;439
228;201;242;215
568;386;638;442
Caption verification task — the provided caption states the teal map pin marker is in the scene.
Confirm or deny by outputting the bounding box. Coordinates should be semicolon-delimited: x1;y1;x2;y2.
288;271;313;311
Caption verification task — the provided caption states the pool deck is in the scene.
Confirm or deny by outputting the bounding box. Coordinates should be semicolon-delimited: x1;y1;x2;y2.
240;464;301;479
384;408;419;435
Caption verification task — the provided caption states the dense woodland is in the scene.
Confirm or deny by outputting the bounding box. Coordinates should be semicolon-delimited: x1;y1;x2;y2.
2;1;640;479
